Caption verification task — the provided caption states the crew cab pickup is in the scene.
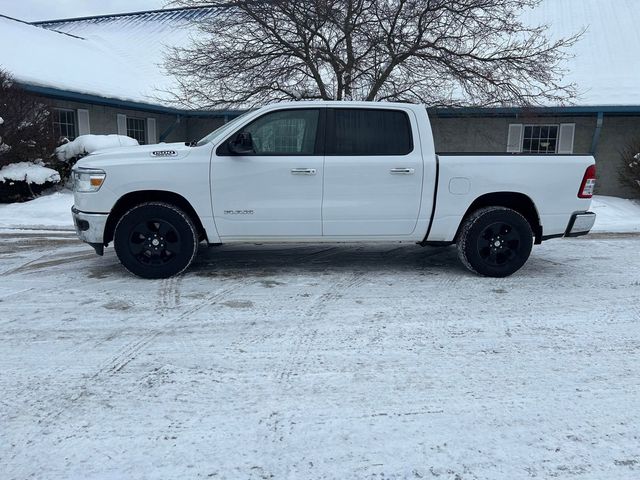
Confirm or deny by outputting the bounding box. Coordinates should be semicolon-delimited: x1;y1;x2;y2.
71;101;596;279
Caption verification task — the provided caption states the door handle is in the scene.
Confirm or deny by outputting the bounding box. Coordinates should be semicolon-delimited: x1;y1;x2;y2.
390;168;415;175
291;168;317;175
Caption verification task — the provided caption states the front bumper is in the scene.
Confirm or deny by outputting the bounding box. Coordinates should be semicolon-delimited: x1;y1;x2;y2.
72;206;108;253
565;211;596;237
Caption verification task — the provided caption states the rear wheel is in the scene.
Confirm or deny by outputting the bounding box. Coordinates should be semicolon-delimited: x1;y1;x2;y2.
114;202;199;279
457;207;533;277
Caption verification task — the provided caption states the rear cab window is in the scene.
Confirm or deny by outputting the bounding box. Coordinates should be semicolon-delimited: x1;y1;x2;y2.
327;108;414;155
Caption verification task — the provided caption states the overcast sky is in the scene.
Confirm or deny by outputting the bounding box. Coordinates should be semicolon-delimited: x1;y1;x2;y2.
0;0;168;22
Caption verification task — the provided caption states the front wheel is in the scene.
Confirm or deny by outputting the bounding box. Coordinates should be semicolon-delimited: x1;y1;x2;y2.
457;207;533;277
114;202;199;279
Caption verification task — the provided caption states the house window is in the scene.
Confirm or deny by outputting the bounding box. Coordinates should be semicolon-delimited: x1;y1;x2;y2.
126;117;147;144
522;125;559;154
53;109;76;140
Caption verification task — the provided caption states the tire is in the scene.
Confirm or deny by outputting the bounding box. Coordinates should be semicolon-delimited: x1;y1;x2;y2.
456;206;533;277
113;202;199;279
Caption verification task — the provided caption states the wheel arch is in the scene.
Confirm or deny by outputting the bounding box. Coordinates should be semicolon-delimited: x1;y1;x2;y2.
104;190;207;245
456;192;542;244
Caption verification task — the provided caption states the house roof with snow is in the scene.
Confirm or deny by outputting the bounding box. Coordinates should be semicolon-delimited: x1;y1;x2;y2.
0;13;174;113
0;1;639;116
0;8;217;115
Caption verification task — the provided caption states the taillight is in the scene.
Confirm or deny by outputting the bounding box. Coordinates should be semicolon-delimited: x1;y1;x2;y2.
578;164;596;198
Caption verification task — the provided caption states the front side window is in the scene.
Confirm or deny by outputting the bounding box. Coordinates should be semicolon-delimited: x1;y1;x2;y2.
126;117;147;144
53;109;76;141
329;109;413;155
239;109;319;155
522;125;558;154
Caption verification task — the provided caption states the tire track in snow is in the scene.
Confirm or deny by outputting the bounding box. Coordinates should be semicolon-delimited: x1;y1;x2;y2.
95;281;238;378
2;251;96;276
261;271;366;452
14;280;242;469
156;275;183;312
277;270;365;385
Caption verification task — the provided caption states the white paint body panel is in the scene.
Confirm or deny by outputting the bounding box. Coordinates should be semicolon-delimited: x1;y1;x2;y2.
74;142;222;243
322;106;426;236
72;100;594;248
211;153;323;237
428;154;595;242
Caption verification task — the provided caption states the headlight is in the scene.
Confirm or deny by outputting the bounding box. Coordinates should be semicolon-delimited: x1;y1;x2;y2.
73;169;106;192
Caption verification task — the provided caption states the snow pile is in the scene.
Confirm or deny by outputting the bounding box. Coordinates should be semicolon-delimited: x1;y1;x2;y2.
0;161;61;185
591;195;640;233
55;134;138;161
0;191;73;229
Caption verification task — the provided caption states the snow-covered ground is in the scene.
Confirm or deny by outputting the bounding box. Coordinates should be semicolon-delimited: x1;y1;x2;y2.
0;191;73;230
591;196;640;233
1;192;639;233
1;231;639;479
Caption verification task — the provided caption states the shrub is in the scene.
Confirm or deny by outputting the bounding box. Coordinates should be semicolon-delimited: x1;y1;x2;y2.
620;139;640;193
0;69;60;201
0;69;58;168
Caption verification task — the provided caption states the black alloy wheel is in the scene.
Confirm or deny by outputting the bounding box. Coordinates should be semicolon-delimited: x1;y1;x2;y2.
457;206;534;277
476;221;522;267
114;202;198;279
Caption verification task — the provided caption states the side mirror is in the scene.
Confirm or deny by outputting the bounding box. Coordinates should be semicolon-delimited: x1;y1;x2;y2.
228;132;254;154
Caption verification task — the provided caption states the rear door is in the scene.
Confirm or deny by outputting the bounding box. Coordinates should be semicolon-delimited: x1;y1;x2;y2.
322;107;423;236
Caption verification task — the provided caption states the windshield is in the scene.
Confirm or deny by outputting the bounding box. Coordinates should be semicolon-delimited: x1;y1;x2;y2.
196;111;253;146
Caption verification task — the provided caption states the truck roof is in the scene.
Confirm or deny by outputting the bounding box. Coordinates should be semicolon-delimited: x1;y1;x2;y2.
266;100;425;110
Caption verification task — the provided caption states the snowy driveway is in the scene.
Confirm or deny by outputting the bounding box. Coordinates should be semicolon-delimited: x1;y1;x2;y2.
1;232;639;479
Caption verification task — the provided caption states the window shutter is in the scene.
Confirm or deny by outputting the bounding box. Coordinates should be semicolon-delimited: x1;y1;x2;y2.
557;123;575;154
117;114;127;135
77;109;90;136
507;124;523;153
147;118;157;144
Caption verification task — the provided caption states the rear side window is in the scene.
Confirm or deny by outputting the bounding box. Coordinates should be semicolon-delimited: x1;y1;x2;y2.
328;108;413;155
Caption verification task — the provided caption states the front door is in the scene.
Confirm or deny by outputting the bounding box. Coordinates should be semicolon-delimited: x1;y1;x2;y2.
211;108;323;238
322;107;423;236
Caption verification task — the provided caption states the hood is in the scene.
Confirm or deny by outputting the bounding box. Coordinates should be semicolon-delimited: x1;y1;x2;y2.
76;142;193;169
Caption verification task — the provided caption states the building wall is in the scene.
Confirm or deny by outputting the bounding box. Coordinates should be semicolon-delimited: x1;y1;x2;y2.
594;116;640;198
47;99;188;143
430;113;639;198
185;117;226;143
47;98;229;147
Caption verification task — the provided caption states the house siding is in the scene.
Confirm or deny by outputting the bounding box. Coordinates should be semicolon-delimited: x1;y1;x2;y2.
47;99;188;143
593;116;640;198
185;117;226;144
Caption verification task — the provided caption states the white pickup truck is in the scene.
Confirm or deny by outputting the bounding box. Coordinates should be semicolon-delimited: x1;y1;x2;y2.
71;101;596;279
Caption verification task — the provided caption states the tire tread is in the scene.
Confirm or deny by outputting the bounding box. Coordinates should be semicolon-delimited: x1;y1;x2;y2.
114;201;199;278
456;206;532;277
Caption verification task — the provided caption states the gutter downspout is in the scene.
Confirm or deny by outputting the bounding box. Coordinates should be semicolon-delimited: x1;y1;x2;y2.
590;112;604;154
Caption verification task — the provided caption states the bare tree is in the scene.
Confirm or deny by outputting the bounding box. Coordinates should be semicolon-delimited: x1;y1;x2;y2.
162;0;582;109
